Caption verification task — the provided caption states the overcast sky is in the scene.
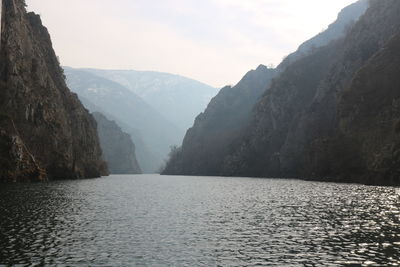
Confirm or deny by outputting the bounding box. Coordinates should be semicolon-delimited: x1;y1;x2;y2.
27;0;357;87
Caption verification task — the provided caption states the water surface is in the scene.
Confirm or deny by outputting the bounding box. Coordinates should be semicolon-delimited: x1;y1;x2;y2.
0;175;399;266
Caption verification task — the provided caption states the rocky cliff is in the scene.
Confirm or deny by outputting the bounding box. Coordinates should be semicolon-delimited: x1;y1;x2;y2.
93;112;141;174
163;65;276;175
164;0;400;185
311;32;400;185
0;0;108;181
163;0;369;178
222;0;400;185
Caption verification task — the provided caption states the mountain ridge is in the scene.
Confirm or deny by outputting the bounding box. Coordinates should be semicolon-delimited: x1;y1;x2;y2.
78;68;219;131
65;67;182;173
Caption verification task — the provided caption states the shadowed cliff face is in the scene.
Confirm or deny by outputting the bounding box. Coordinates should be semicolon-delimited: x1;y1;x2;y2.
163;0;400;185
93;112;141;175
222;42;341;178
162;0;369;178
222;0;400;185
0;0;108;181
313;33;400;185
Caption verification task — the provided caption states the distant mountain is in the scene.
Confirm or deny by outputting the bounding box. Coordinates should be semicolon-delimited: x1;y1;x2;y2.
64;68;181;173
80;69;219;131
93;112;141;174
0;0;108;181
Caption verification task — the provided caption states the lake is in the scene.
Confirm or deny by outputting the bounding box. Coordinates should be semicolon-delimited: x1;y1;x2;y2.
0;175;399;266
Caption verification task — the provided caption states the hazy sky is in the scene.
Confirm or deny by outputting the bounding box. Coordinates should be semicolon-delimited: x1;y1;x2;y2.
27;0;357;87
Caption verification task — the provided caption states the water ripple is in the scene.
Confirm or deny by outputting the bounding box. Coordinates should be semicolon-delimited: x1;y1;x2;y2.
0;175;399;266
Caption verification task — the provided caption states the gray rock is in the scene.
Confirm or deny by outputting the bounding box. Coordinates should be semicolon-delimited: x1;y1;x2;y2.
93;112;141;174
0;0;108;181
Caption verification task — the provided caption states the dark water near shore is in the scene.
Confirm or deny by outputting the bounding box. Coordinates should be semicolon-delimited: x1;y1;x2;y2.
0;175;399;266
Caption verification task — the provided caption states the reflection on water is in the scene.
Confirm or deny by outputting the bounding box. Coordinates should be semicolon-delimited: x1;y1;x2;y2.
0;175;399;266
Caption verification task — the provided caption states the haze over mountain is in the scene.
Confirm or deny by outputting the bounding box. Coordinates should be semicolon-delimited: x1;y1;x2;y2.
74;94;161;174
82;69;218;131
64;68;180;173
64;67;217;172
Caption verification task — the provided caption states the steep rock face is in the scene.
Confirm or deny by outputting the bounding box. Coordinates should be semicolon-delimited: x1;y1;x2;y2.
93;112;141;174
0;0;108;181
163;0;369;177
223;0;400;184
222;42;340;177
163;65;276;175
0;115;46;182
310;33;400;185
298;0;400;183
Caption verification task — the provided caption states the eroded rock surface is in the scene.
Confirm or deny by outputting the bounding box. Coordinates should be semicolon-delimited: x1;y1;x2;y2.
0;0;108;181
